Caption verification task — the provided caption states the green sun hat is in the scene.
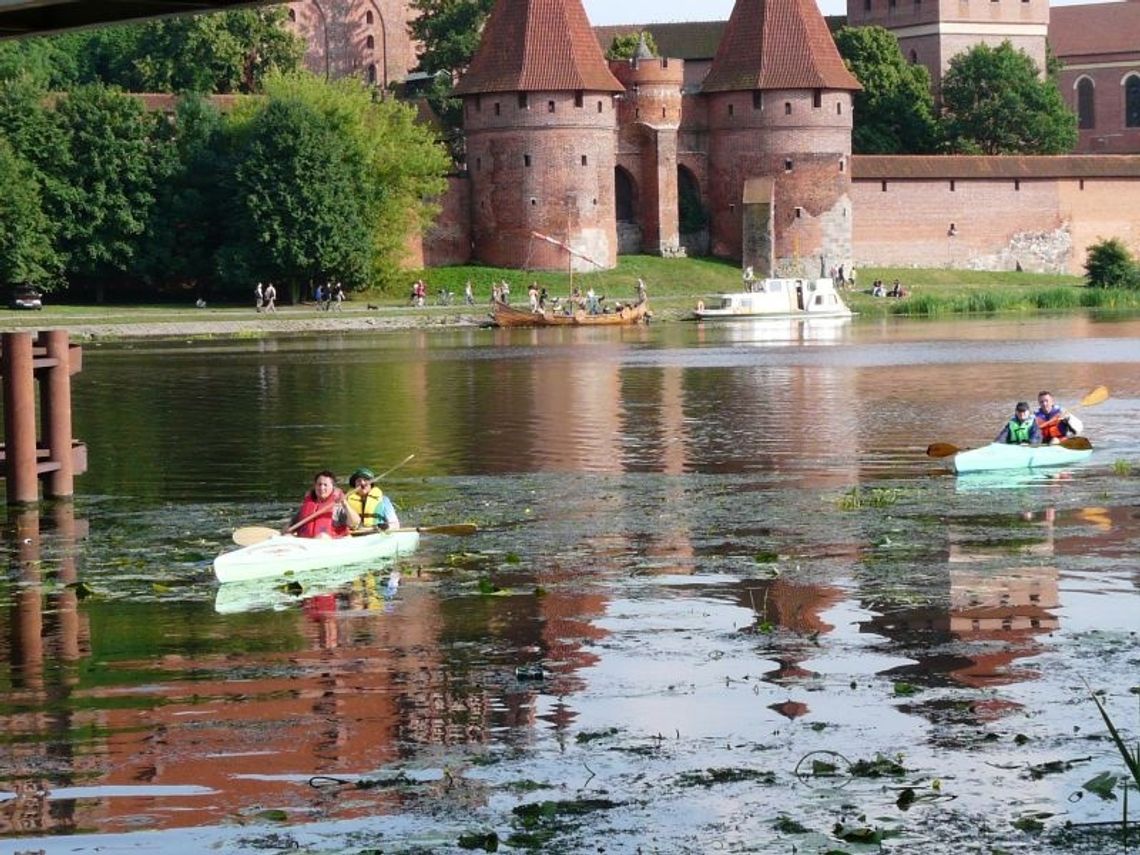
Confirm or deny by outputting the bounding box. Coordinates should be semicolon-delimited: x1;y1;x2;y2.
349;467;376;487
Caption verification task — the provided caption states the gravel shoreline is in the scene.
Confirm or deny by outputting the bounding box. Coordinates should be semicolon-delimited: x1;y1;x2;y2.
7;303;686;340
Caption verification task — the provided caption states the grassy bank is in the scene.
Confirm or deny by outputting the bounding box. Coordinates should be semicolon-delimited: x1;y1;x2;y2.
5;256;1140;332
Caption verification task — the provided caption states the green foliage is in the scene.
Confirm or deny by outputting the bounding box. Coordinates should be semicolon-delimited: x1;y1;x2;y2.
834;26;940;154
606;32;659;61
0;138;62;290
227;97;375;293
409;0;495;148
50;85;158;293
1084;238;1140;289
252;74;450;290
410;0;495;82
941;41;1078;155
0;9;302;95
142;95;234;293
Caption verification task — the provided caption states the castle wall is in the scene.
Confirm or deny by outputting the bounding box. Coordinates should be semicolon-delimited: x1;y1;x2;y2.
464;91;619;270
706;89;854;275
851;160;1140;273
408;176;471;269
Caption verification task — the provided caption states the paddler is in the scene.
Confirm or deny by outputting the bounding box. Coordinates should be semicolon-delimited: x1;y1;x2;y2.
346;467;401;532
289;470;359;538
995;401;1042;446
1035;391;1083;444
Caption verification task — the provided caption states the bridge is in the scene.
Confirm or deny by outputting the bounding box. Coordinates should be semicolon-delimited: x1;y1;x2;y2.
0;1;269;40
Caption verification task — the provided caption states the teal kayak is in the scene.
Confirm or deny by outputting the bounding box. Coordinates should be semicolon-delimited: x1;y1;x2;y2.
951;441;1093;474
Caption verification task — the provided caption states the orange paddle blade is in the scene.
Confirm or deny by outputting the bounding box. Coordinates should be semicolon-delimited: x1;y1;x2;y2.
926;442;960;458
1059;436;1093;451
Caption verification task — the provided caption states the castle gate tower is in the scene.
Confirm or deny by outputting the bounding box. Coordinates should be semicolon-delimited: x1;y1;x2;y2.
454;0;625;271
702;0;861;277
610;41;685;258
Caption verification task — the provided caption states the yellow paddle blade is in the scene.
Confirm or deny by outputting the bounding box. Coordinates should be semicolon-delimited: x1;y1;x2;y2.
232;526;280;546
926;442;960;459
1079;386;1109;408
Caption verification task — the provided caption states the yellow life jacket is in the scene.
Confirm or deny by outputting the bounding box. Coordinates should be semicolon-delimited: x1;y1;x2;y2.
346;486;385;528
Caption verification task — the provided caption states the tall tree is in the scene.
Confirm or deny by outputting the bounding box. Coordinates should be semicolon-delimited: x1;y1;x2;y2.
49;85;158;298
940;41;1077;155
222;75;449;295
0;138;62;291
409;0;495;145
834;26;939;154
142;95;234;295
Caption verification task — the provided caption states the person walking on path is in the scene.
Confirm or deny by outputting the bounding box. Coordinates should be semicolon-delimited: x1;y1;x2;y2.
263;282;277;312
255;282;264;313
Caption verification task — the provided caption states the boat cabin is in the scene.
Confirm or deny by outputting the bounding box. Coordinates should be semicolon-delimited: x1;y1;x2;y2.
704;278;851;318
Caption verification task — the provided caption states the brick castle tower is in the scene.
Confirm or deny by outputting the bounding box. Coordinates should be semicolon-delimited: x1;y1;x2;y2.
702;0;861;277
453;0;625;271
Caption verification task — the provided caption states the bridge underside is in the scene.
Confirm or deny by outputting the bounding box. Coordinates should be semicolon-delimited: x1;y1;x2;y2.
0;1;268;40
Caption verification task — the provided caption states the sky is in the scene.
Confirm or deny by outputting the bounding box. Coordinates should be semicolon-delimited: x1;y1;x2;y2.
582;0;1096;24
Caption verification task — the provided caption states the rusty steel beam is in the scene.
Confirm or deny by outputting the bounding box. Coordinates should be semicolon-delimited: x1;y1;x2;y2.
0;0;274;40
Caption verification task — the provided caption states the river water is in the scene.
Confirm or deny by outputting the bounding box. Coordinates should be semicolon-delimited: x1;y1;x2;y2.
3;314;1140;853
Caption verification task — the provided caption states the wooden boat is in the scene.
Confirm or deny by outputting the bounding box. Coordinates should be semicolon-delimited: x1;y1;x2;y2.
949;442;1093;474
492;299;649;328
214;528;419;583
694;277;852;320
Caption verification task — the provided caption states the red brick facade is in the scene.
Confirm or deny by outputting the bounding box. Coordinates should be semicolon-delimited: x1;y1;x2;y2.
284;0;420;89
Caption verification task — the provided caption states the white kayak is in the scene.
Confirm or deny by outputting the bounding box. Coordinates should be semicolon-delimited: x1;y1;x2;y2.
951;442;1093;474
214;528;420;583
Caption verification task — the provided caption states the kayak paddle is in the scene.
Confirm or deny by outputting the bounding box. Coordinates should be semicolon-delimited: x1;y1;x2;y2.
927;386;1106;459
927;436;1092;459
351;523;478;537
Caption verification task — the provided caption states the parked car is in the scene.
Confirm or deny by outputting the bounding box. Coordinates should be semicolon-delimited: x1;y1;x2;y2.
8;286;43;310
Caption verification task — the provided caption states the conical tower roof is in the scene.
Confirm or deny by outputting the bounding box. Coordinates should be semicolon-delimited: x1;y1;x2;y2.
454;0;624;96
701;0;861;92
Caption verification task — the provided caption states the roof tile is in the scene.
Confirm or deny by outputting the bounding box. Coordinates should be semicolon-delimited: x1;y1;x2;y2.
1050;2;1140;59
852;155;1140;179
701;0;860;92
455;0;623;95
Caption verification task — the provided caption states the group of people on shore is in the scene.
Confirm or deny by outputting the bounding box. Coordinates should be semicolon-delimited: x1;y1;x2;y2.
288;468;401;539
313;282;346;311
254;282;278;312
870;279;907;298
997;391;1084;446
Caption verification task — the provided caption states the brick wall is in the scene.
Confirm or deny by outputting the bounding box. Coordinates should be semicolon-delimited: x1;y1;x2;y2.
852;171;1140;273
286;0;419;87
411;176;471;268
1059;67;1140;154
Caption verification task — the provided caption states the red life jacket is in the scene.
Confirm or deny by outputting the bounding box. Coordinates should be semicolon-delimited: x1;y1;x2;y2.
295;489;349;538
1036;407;1065;441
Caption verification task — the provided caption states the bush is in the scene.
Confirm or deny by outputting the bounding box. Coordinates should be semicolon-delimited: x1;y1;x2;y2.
1084;238;1140;289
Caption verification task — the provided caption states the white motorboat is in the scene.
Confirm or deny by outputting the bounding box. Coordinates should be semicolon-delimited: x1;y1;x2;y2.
694;277;853;320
